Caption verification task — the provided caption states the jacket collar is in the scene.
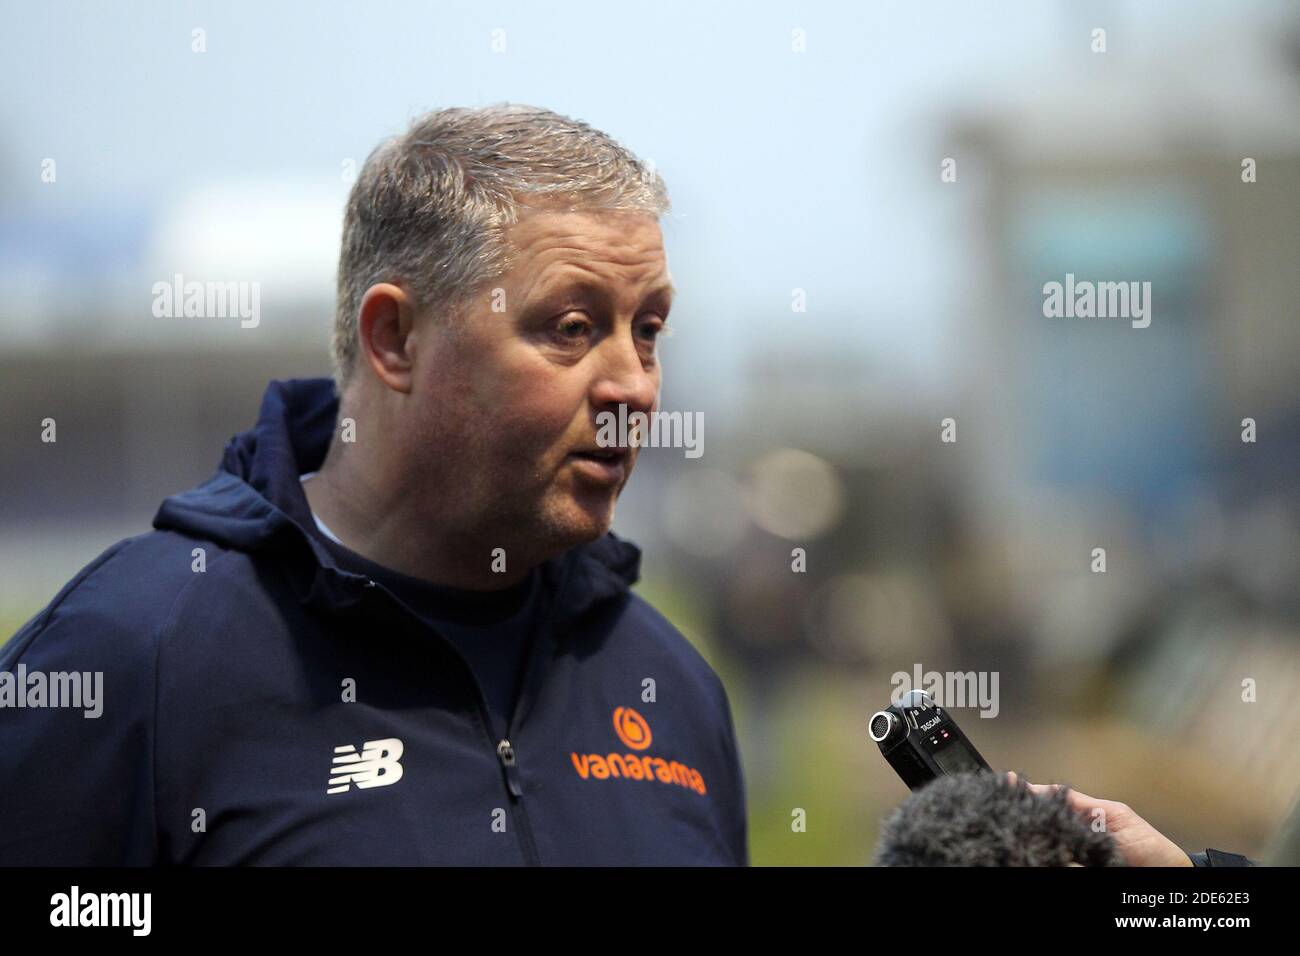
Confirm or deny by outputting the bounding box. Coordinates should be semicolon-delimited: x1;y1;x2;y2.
153;378;641;625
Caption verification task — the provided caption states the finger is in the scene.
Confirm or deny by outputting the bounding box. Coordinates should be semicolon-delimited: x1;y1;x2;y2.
1058;789;1102;811
1006;771;1042;787
1026;783;1104;816
1008;773;1055;791
1051;788;1121;823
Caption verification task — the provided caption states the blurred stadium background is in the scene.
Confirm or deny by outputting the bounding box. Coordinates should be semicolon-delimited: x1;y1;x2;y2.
2;0;1298;864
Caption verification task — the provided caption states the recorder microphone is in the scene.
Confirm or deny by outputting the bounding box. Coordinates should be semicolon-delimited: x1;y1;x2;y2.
869;689;991;790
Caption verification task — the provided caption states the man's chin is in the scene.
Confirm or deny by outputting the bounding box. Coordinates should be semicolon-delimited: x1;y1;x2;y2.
545;495;616;548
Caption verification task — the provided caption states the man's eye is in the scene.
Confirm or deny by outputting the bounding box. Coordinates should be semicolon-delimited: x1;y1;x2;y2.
637;317;668;344
552;315;591;341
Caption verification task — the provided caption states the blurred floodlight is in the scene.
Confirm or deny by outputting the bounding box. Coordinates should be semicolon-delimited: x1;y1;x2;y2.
746;448;845;540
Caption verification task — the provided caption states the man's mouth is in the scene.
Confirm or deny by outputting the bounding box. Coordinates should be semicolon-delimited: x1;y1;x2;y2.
568;447;629;484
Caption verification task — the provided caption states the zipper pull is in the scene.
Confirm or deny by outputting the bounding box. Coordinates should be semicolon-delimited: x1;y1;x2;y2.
497;739;524;798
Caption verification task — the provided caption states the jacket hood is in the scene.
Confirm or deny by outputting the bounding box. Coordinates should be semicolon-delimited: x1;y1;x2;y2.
153;378;642;622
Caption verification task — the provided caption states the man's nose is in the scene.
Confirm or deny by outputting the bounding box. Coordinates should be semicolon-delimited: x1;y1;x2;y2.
589;332;658;417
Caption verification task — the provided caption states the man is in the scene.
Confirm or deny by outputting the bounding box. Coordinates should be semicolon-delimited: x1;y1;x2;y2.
0;104;748;865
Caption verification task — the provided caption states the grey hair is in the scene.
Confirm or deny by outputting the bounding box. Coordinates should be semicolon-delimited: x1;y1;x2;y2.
332;103;671;389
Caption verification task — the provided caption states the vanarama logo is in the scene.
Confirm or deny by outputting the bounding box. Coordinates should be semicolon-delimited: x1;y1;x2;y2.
571;707;707;796
613;705;652;750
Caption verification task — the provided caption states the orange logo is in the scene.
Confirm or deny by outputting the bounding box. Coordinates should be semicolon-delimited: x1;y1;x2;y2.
613;706;652;750
570;707;707;796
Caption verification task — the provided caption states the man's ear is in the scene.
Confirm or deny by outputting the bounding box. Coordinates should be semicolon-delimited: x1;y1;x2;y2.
357;282;419;393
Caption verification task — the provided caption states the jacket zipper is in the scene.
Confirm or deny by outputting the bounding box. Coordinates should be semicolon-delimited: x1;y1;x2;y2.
494;738;540;867
490;560;575;867
358;572;559;867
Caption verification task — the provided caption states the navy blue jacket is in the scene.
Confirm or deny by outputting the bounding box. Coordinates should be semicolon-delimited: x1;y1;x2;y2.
0;379;748;866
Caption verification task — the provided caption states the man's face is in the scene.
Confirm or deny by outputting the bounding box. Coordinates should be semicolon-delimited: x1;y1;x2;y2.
406;207;672;559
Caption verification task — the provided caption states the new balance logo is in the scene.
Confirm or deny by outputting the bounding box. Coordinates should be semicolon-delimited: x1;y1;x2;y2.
327;738;404;794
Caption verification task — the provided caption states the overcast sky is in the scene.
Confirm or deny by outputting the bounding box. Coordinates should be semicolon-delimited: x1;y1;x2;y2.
1;0;1283;407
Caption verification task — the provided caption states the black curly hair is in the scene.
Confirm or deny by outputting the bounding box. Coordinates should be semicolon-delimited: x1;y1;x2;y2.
873;771;1126;866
